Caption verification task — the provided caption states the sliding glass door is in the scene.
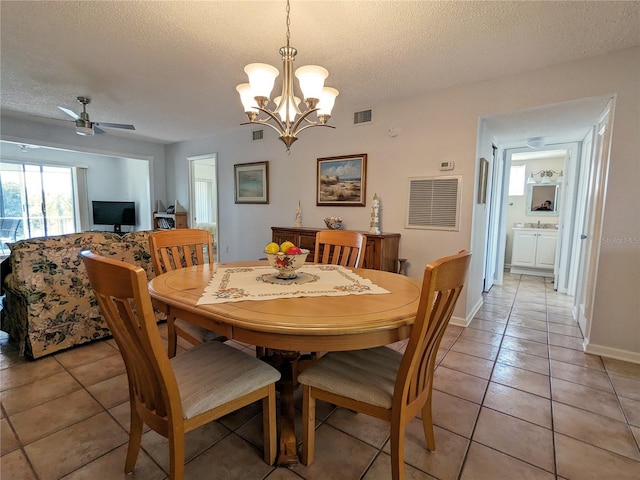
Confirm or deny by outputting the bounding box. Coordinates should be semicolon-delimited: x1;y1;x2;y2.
0;162;77;240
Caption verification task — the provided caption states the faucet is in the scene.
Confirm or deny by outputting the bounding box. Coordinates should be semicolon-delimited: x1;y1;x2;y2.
537;220;541;228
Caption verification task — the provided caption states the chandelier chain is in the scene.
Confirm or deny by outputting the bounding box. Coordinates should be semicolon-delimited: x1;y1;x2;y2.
286;0;291;48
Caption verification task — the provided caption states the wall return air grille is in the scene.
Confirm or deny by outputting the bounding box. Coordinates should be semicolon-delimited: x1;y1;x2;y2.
252;129;264;141
353;109;372;125
406;175;461;231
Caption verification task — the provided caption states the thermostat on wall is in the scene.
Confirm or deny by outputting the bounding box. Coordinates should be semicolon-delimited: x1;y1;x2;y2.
439;161;455;171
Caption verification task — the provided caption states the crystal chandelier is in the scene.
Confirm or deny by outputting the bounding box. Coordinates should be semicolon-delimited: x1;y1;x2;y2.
236;0;339;152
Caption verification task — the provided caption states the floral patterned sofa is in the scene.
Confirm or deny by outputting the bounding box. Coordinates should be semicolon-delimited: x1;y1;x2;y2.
2;230;165;358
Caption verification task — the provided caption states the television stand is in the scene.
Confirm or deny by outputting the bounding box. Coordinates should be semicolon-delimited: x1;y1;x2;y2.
87;229;127;237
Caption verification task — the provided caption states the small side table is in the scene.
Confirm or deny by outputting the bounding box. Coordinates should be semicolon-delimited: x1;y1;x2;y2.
396;258;408;275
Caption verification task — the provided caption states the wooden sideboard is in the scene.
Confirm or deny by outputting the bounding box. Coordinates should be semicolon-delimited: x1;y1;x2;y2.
272;226;401;273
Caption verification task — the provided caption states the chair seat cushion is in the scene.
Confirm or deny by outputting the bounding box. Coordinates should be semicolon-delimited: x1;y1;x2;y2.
174;318;221;342
171;341;280;419
297;346;402;409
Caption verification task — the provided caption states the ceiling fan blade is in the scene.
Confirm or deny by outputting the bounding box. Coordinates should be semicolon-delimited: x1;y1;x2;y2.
94;122;135;130
94;126;106;134
57;106;80;120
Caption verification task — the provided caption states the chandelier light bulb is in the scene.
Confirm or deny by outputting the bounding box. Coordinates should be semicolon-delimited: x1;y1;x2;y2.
236;83;259;114
317;87;339;119
274;95;301;122
244;63;280;99
294;65;328;101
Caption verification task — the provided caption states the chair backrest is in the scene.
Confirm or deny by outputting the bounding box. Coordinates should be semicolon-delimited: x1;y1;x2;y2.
393;250;471;417
314;230;366;268
80;250;181;420
149;228;214;274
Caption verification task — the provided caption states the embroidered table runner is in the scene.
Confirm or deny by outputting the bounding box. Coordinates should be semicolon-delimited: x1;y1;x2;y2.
197;265;390;305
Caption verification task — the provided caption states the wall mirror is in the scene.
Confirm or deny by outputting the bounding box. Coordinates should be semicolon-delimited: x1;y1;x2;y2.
527;184;559;216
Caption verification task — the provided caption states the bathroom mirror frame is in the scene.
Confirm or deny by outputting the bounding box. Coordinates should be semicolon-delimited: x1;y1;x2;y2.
527;183;560;216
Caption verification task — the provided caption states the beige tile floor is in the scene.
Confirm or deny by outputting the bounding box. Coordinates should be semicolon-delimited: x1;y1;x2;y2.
1;273;639;479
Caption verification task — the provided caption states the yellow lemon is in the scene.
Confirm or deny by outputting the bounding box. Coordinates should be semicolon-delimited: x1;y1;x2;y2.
264;242;279;254
280;241;295;253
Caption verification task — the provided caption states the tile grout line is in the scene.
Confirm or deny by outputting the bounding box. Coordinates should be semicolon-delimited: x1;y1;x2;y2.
2;402;42;480
455;274;520;479
545;277;560;479
600;357;640;454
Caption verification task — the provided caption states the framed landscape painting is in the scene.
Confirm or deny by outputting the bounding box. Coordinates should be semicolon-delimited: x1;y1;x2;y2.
316;154;367;206
234;161;269;204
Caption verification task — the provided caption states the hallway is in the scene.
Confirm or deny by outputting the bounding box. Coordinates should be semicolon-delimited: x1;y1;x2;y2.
1;273;639;479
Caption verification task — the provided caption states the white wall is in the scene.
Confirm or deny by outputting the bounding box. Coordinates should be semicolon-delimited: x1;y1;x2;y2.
167;46;639;356
87;156;151;232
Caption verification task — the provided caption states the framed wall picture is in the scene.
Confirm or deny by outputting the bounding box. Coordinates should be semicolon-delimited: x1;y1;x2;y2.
234;161;269;204
477;157;489;204
316;154;367;206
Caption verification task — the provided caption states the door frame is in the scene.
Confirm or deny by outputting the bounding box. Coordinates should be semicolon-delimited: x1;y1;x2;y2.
188;153;219;262
491;144;573;287
483;144;504;291
574;101;614;344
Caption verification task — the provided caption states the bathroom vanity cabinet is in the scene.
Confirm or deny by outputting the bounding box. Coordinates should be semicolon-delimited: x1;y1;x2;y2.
511;227;558;276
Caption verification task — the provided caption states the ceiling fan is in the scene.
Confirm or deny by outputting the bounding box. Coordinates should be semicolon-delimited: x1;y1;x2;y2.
57;96;135;136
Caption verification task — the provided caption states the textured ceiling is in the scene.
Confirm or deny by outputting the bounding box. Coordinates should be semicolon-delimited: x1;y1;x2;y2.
1;1;638;144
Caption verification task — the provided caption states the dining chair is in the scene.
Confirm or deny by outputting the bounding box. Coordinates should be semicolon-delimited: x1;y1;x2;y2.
80;250;280;479
298;250;472;480
149;228;225;357
301;229;367;362
313;230;366;268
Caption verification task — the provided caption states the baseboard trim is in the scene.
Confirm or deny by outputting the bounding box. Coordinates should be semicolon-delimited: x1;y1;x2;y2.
450;315;469;328
509;266;554;277
451;297;483;328
584;341;640;364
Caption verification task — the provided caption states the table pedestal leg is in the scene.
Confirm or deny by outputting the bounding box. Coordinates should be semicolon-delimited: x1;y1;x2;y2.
270;350;300;466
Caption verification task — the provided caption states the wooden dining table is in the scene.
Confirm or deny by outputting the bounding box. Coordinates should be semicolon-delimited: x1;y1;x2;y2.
148;261;422;465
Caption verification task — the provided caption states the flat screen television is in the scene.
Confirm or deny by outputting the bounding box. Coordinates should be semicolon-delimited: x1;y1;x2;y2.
92;201;136;233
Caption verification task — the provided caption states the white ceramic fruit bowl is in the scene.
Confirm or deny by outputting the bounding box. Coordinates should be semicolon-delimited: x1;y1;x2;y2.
264;250;310;279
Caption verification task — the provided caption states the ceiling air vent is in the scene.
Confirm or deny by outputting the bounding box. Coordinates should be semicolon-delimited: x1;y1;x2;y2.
252;129;264;141
353;109;372;125
406;176;461;231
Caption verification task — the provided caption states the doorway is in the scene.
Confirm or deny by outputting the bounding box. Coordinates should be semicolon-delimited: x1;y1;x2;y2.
188;153;219;262
480;95;615;348
502;146;570;286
